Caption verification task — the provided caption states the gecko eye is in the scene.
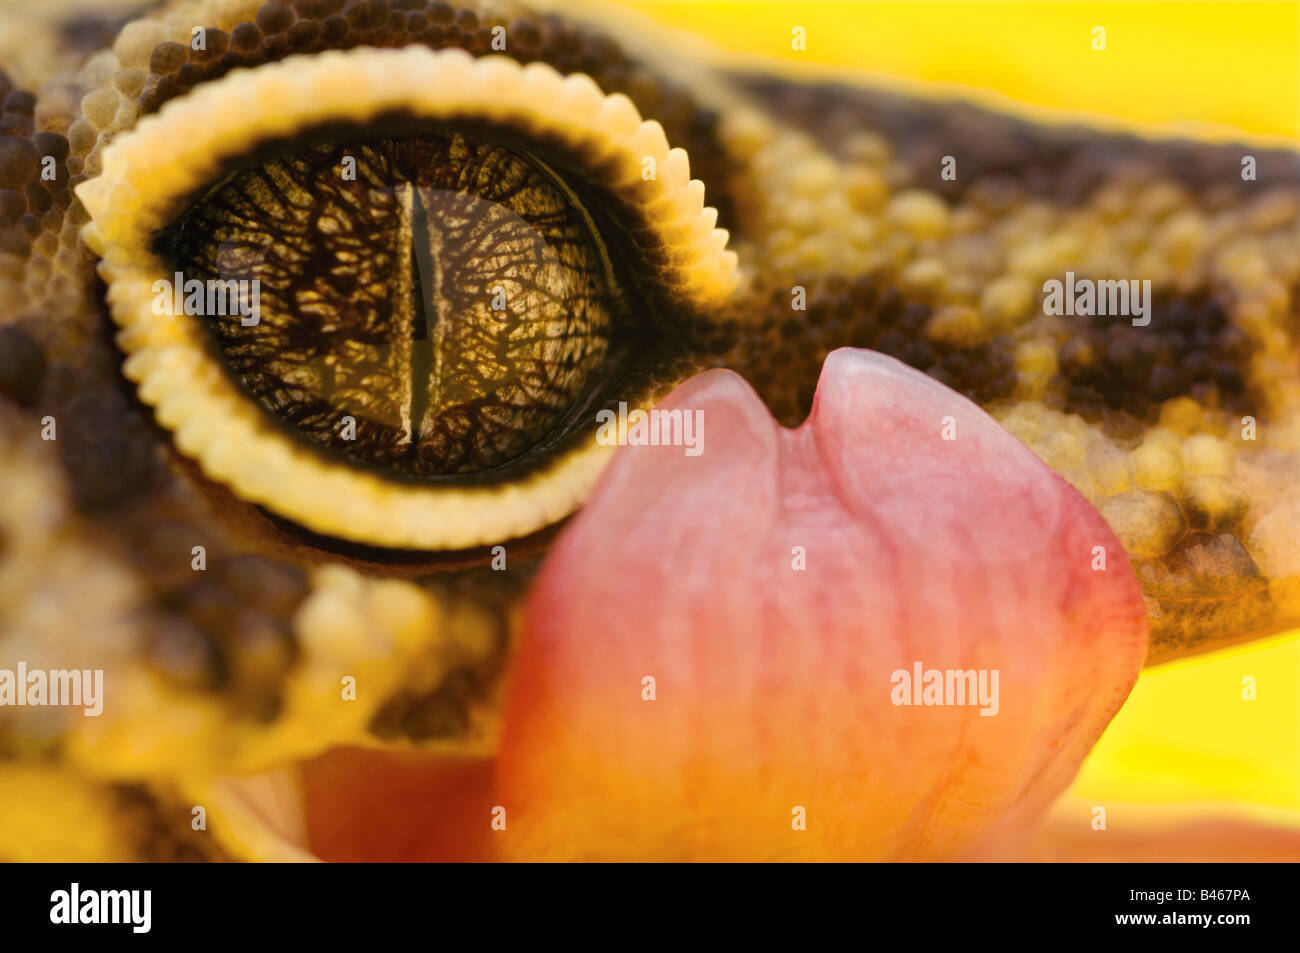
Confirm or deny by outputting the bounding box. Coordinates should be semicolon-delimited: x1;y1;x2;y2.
77;48;736;550
163;130;616;477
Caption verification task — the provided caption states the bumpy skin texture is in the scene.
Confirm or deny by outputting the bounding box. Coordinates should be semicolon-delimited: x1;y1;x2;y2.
0;0;1297;860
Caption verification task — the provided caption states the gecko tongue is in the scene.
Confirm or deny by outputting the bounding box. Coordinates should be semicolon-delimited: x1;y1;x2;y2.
499;348;1149;861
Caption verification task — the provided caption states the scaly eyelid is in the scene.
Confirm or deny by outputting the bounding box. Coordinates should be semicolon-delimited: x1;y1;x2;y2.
79;47;736;297
74;45;737;551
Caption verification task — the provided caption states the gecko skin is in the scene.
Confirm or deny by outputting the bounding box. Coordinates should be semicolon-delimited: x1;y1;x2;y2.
0;0;1298;860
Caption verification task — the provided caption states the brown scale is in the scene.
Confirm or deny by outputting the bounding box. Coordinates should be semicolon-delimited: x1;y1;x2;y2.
367;652;497;741
1;73;167;512
736;74;1300;206
0;71;73;260
146;555;309;722
112;783;233;862
366;567;516;742
1055;290;1257;424
711;274;1016;427
0;323;46;405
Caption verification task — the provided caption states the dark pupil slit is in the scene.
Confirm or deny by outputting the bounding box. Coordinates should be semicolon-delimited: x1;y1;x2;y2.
168;132;614;477
408;182;435;442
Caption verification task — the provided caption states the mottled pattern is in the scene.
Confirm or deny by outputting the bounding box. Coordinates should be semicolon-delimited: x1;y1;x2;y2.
714;273;1017;426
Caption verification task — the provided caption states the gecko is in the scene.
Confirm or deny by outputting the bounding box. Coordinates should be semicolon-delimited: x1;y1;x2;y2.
0;0;1298;861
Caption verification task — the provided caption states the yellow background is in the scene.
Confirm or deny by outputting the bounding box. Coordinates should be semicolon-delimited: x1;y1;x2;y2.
620;0;1299;137
616;0;1300;818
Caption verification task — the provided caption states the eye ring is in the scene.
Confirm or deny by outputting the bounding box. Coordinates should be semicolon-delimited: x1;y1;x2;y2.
77;46;737;550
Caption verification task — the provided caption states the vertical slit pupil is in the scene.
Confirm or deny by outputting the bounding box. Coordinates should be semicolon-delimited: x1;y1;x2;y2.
408;183;437;448
173;129;614;477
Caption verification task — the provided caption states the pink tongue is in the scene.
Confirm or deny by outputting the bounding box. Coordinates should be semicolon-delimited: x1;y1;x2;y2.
498;348;1148;861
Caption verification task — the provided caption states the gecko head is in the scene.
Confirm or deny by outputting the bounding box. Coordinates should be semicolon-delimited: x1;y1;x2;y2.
64;45;1150;860
30;0;1300;863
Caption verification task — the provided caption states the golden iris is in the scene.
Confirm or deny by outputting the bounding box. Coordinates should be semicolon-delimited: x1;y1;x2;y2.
163;130;615;477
